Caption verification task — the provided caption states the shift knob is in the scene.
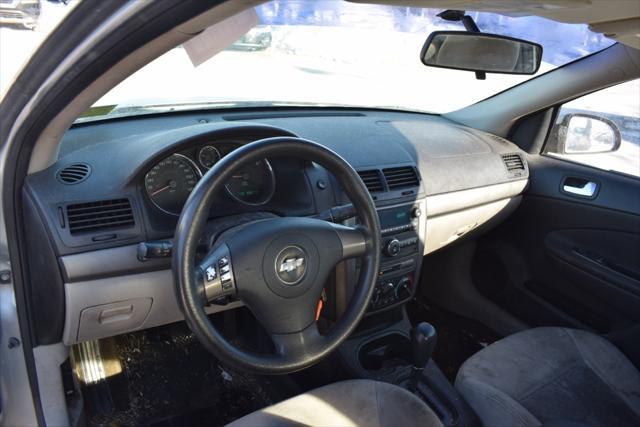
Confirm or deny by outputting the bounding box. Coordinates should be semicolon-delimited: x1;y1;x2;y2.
411;322;437;369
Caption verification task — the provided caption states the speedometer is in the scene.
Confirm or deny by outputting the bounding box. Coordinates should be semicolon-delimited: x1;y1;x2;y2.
225;159;275;205
144;154;201;215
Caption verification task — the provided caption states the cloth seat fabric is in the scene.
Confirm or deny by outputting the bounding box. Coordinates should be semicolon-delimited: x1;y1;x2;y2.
227;379;443;427
455;327;640;427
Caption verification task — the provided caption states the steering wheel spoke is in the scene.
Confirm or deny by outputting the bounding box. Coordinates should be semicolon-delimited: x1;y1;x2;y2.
271;324;324;358
330;223;368;260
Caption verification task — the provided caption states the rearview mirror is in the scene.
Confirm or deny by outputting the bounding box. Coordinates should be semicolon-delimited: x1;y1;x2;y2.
421;31;542;75
557;113;622;154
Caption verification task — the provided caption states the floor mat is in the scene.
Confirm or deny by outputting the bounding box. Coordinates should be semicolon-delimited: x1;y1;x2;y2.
79;322;299;426
406;299;501;382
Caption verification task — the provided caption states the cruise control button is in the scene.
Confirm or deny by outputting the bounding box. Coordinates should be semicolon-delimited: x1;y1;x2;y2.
218;257;229;267
220;272;232;283
205;266;217;281
220;264;230;274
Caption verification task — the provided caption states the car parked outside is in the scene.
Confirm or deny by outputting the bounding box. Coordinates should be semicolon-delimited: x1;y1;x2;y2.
0;0;40;30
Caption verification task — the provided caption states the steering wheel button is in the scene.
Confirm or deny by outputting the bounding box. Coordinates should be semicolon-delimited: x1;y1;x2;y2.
220;272;232;283
218;257;229;267
220;264;230;274
205;266;217;281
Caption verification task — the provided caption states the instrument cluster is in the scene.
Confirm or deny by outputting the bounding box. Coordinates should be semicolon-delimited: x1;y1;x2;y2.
143;141;275;215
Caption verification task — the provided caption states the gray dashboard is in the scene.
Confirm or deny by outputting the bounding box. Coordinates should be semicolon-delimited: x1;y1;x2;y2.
23;107;529;345
58;108;522;193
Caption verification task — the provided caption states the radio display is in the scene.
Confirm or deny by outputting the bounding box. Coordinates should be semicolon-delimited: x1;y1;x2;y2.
378;206;412;229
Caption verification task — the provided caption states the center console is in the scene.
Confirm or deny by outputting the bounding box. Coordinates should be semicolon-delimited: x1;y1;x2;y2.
368;202;424;313
338;199;480;426
339;316;481;427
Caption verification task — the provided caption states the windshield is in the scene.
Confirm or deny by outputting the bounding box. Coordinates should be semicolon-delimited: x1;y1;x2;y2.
84;0;614;122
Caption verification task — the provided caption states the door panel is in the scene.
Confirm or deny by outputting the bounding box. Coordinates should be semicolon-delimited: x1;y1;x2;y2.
473;155;640;367
526;154;640;214
545;229;640;318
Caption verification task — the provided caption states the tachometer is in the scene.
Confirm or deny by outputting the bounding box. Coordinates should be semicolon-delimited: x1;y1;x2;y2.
144;154;201;215
225;159;275;205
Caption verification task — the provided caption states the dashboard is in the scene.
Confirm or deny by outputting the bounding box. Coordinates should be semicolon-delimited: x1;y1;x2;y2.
22;108;529;346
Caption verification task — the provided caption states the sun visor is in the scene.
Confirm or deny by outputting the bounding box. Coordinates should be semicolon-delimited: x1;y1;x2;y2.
590;18;640;50
183;8;259;67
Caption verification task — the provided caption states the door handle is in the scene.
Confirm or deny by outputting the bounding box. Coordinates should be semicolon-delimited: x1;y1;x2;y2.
562;177;599;198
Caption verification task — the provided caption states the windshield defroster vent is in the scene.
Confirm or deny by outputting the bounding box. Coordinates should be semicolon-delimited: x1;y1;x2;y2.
57;163;91;184
383;166;420;190
357;169;384;193
501;153;526;178
67;198;135;235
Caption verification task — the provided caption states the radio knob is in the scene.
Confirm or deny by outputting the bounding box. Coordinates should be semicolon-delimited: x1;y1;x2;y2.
411;206;422;218
385;239;401;257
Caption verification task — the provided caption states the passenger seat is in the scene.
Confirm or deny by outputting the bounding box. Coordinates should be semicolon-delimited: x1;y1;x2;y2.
456;327;640;427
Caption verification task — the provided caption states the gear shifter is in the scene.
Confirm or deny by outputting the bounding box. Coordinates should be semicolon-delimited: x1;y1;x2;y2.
408;322;437;392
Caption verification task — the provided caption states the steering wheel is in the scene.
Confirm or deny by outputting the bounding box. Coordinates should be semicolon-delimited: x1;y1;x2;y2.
173;137;381;374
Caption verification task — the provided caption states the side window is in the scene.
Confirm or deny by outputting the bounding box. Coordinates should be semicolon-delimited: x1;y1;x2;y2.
544;79;640;177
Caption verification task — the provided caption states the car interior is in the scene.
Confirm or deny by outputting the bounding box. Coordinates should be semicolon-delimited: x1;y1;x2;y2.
0;1;639;426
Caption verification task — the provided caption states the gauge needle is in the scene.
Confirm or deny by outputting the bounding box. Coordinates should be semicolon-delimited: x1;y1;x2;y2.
150;185;171;196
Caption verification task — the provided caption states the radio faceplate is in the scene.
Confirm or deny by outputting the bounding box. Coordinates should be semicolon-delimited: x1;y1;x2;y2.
379;204;421;262
379;204;421;236
365;201;425;314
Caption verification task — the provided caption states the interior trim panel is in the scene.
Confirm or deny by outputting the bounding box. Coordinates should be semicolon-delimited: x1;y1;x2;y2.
426;180;527;217
63;270;244;345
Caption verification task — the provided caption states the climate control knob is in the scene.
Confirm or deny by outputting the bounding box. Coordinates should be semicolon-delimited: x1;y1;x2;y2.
384;239;401;257
395;277;411;297
383;281;395;293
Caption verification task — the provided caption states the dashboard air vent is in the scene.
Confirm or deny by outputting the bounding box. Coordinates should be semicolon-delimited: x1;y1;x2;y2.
383;166;419;190
501;153;526;178
57;163;91;184
67;198;135;235
357;169;384;193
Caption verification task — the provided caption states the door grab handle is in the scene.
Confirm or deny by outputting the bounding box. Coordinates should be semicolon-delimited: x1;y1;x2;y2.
563;180;598;197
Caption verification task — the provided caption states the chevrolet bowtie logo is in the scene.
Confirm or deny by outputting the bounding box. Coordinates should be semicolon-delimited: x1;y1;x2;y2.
279;257;304;273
